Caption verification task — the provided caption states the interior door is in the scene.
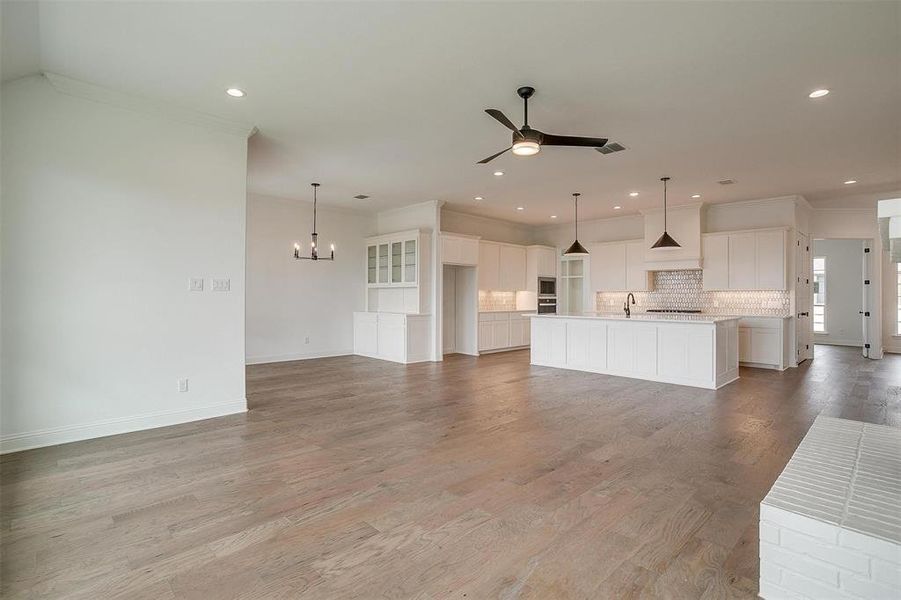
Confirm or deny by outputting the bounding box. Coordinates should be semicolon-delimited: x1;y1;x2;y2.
861;242;873;358
795;233;812;363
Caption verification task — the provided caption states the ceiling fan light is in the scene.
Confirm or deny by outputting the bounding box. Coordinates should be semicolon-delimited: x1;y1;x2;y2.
651;231;681;249
564;240;590;256
512;140;540;156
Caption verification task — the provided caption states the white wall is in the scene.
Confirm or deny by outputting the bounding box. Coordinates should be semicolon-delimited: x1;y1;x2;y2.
812;239;865;346
1;75;250;452
245;193;369;364
440;209;534;245
533;213;644;250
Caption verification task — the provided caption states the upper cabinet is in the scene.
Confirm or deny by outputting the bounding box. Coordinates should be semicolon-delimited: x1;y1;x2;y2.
702;228;787;291
478;241;527;292
441;233;479;266
365;229;431;314
588;239;652;292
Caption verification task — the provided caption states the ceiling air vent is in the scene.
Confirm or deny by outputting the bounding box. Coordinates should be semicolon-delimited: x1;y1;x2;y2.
354;194;370;200
717;178;736;185
596;142;626;155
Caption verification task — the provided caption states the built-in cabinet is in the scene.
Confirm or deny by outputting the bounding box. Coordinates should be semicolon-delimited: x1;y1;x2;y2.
365;229;431;314
441;233;479;266
702;228;787;291
478;241;526;291
478;311;531;352
353;312;431;364
738;317;791;370
588;239;652;292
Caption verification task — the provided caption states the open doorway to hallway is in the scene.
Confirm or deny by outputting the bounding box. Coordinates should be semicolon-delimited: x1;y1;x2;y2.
810;238;874;358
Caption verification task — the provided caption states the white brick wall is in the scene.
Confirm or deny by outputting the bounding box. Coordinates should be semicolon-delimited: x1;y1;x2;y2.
759;417;901;600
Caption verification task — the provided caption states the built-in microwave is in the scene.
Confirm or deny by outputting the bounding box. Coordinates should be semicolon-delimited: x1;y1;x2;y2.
538;277;556;297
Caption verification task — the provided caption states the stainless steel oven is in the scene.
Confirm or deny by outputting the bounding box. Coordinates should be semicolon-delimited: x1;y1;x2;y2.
538;277;556;297
537;297;557;314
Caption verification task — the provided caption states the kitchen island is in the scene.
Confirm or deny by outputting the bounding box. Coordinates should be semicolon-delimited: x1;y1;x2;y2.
530;313;740;389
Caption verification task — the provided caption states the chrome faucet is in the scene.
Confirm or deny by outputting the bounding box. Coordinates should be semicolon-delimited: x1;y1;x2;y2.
624;292;636;318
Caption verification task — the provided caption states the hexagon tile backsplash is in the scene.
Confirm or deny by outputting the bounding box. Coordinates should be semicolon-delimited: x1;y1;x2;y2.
596;270;791;316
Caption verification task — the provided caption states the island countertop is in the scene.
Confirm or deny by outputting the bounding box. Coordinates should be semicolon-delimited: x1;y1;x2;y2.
529;312;740;324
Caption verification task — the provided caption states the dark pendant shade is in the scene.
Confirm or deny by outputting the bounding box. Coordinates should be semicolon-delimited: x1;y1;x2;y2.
564;239;589;256
651;176;681;249
651;231;680;249
563;192;589;256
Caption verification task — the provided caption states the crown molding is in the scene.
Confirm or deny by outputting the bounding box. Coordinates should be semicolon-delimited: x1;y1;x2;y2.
639;201;705;216
43;72;257;138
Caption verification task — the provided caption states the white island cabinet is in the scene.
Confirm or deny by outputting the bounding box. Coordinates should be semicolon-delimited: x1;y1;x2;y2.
530;313;740;389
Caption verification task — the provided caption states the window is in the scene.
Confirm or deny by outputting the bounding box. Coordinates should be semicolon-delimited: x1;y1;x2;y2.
813;257;826;333
896;263;901;334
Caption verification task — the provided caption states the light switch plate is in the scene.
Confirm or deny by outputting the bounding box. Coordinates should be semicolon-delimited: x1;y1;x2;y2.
177;378;189;392
189;278;204;292
211;278;230;292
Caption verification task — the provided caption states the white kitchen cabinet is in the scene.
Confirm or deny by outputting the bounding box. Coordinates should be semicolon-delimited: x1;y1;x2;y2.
478;241;528;292
525;245;558;298
625;241;652;291
702;228;788;291
499;245;527;291
702;234;729;291
441;233;479;266
353;312;430;364
738;317;791;370
478;241;501;290
658;325;714;382
478;311;531;353
756;229;786;290
365;230;431;314
728;232;757;290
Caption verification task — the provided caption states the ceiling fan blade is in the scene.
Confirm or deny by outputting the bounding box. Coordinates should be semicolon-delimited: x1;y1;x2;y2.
485;109;523;137
477;147;512;164
540;133;609;148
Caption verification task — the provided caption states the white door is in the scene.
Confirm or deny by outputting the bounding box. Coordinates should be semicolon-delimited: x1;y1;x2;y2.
861;242;873;358
796;233;812;363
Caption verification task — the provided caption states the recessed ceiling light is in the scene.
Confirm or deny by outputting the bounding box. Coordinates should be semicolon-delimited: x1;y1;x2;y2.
808;89;829;99
493;171;504;177
516;206;524;211
629;192;639;197
226;88;246;98
691;194;701;198
550;215;557;219
613;206;622;210
474;196;483;200
844;179;857;185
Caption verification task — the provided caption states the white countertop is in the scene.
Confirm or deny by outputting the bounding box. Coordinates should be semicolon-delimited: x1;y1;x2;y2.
530;312;740;323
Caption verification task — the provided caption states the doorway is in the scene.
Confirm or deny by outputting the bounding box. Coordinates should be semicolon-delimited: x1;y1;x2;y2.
810;238;873;357
442;265;478;355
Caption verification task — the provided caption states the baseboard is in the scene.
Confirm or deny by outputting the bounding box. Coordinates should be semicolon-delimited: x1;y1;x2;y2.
813;338;863;348
0;399;247;454
245;349;352;365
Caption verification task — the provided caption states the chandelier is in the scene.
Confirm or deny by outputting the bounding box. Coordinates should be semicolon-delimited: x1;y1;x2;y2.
293;183;335;261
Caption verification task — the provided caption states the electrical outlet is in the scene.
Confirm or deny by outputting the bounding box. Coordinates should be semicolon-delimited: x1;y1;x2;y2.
177;378;189;393
211;278;230;292
305;336;310;344
189;278;204;292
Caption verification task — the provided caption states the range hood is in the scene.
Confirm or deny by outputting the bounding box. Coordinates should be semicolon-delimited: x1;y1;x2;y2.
640;203;704;271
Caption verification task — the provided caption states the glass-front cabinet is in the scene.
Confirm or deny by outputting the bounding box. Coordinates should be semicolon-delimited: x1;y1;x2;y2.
365;230;425;288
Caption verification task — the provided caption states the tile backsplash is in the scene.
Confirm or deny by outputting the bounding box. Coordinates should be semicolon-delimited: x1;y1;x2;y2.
596;270;791;316
479;291;517;311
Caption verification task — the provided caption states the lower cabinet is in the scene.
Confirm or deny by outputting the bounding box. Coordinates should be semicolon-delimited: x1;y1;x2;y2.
738;317;790;370
478;311;531;353
353;312;430;364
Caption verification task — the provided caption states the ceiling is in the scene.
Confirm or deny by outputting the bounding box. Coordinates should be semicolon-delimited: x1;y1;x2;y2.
2;1;899;224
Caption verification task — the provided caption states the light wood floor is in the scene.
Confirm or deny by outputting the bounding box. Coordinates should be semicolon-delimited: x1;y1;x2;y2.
2;345;899;599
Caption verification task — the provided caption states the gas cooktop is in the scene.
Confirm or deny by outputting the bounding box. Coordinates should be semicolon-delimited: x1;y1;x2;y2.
645;309;703;314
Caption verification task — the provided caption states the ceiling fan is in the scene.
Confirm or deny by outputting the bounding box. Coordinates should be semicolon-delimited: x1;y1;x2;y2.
478;86;609;164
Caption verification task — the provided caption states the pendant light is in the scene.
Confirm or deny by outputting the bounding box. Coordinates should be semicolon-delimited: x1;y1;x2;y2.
293;183;335;261
651;176;680;248
563;192;589;256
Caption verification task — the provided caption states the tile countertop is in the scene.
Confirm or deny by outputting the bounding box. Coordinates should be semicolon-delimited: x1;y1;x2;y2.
530;312;741;323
